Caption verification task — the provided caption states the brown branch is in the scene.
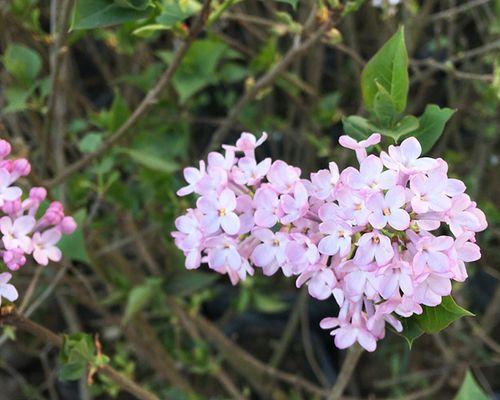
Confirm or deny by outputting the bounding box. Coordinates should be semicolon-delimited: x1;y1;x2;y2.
0;310;160;400
327;345;363;400
46;0;212;188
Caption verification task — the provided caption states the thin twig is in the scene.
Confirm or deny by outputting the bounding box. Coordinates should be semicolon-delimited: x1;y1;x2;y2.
46;0;212;188
429;0;490;21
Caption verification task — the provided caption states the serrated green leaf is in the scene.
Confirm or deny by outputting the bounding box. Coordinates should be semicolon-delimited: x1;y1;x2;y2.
117;147;179;173
71;0;151;30
361;26;409;112
58;209;90;264
341;116;378;141
413;104;456;154
414;296;474;333
2;43;42;83
454;370;489;400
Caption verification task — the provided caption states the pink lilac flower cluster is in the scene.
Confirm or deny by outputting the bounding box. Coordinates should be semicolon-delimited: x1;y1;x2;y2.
172;132;486;351
0;139;76;306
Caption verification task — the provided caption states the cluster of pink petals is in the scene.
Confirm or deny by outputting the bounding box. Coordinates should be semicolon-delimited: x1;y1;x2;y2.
172;132;486;352
0;139;76;305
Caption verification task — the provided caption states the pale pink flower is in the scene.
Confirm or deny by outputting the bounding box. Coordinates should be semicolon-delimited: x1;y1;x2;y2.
413;235;454;274
31;228;62;266
0;272;18;305
354;231;394;266
309;162;339;200
280;182;309;224
413;275;452;307
253;187;280;228
207;149;235;171
381;137;437;174
251;229;288;275
173;211;202;251
232;157;271;186
225;132;267;158
0;168;22;206
318;220;352;257
177;161;206;196
197;189;240;235
449;232;481;282
267;160;301;194
1;216;35;252
307;268;336;300
336;188;371;225
349;155;397;192
206;236;242;273
320;311;377;352
367;186;410;230
410;172;451;213
339;133;381;162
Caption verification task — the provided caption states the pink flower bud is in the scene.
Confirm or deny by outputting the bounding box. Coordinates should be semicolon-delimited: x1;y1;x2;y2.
59;216;77;234
0;140;12;159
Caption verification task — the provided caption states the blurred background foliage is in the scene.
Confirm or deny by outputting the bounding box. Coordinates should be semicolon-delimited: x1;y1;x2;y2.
0;0;499;399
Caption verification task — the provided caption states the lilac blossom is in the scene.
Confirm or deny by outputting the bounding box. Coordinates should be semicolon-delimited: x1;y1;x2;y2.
0;139;76;306
172;132;487;352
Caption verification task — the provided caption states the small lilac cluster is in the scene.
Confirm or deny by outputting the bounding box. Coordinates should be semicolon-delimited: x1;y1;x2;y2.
0;139;76;305
172;132;486;351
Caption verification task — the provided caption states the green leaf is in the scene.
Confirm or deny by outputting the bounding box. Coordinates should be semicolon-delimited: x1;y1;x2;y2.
361;26;409;112
413;104;456;154
114;0;150;10
123;278;162;323
79;132;103;153
2;43;42;83
274;0;299;10
71;0;152;30
3;86;32;113
156;0;201;28
454;370;489;400
373;84;399;127
253;292;288;314
160;39;228;102
341;116;378;141
398;318;423;349
59;332;109;381
342;0;366;16
117;147;179;173
379;115;419;142
58;209;90;264
59;362;87;381
165;271;219;296
413;296;474;333
399;296;474;348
